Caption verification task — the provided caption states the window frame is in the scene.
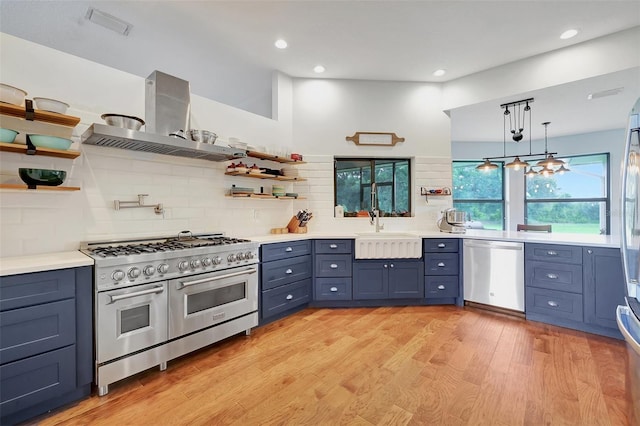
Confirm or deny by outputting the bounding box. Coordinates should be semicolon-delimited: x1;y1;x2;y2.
452;160;506;230
523;152;611;234
334;157;412;217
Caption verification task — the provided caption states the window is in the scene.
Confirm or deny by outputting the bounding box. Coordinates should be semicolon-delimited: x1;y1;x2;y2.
525;153;609;234
335;158;411;217
452;161;505;230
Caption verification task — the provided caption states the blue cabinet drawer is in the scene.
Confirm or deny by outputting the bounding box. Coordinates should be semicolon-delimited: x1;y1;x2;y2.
0;299;76;365
424;239;459;253
425;253;459;275
0;269;75;311
314;278;352;301
261;255;312;291
526;287;583;322
425;276;459;298
314;239;353;254
526;261;583;294
526;243;582;264
261;240;311;263
0;345;76;418
262;279;311;318
315;255;352;277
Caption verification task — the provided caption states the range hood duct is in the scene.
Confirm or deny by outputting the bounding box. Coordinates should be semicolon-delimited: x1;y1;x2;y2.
81;71;246;162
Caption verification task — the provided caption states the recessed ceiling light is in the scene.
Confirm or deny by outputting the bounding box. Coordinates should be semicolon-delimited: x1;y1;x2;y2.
433;69;446;77
314;65;325;73
274;39;288;49
560;29;578;40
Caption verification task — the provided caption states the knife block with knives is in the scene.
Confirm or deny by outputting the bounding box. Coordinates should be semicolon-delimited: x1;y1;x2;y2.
287;216;307;233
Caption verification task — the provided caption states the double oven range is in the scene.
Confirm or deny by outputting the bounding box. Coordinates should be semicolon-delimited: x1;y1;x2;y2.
81;231;259;396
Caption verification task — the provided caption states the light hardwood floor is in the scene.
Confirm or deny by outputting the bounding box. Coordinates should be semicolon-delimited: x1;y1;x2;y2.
29;306;630;426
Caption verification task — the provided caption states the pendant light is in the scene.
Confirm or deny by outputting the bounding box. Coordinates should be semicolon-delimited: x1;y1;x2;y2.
536;122;567;171
505;156;529;170
524;167;538;177
476;159;499;170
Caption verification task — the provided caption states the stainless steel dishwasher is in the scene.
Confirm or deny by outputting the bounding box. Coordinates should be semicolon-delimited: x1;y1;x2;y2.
463;239;524;312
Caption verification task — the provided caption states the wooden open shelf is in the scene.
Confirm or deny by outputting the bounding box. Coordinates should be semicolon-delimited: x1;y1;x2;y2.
0;184;80;191
227;194;305;200
0;142;81;159
0;102;81;127
225;171;306;182
246;151;306;164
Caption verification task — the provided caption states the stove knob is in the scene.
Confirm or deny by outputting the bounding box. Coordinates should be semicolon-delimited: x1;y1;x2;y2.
112;270;125;281
213;256;223;265
143;265;155;276
236;252;245;260
158;263;169;274
178;260;189;271
128;267;141;279
202;257;212;267
228;253;237;262
244;251;254;260
191;259;201;269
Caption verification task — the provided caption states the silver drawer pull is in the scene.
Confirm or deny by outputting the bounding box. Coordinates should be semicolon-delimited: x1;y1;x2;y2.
437;285;446;290
437;262;445;267
437;243;446;248
547;250;558;256
330;287;338;292
547;300;559;307
109;286;164;303
286;294;293;300
390;264;394;268
330;244;338;249
285;268;293;274
330;264;338;269
384;264;388;268
285;247;293;252
546;273;558;279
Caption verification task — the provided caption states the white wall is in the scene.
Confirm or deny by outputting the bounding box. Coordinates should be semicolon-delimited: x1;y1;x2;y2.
452;128;626;235
0;34;296;257
291;78;454;234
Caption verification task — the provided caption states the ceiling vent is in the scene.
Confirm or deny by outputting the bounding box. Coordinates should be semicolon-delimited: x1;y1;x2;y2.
587;87;624;100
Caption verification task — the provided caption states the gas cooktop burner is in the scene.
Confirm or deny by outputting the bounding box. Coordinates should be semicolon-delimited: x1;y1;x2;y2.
82;233;254;258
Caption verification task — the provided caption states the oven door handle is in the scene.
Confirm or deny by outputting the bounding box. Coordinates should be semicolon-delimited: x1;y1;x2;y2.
108;285;165;303
179;268;257;288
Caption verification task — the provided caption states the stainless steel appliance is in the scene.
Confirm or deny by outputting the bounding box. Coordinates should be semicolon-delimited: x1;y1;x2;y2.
437;208;467;234
463;239;524;312
81;231;259;396
618;97;640;424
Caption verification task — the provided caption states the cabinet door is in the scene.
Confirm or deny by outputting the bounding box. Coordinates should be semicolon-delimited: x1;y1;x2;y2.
583;247;626;330
424;239;459;253
315;255;352;277
261;255;312;291
353;262;387;300
314;239;353;254
388;261;424;299
0;269;75;311
261;240;311;263
425;253;459;275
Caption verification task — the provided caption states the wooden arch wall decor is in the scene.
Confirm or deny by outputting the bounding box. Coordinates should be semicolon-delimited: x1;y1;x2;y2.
346;132;405;146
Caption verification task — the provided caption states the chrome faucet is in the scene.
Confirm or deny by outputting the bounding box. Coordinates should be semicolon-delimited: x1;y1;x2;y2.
369;183;384;232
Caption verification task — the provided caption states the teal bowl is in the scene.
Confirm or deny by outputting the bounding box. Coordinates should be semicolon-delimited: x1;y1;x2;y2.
0;128;18;143
19;168;67;187
28;134;73;150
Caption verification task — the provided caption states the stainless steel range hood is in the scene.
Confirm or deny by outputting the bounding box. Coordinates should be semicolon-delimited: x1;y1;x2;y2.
81;71;246;162
81;124;246;161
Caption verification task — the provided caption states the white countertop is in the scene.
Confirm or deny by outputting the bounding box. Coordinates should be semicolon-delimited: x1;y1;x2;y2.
0;251;94;277
0;230;619;277
249;229;620;248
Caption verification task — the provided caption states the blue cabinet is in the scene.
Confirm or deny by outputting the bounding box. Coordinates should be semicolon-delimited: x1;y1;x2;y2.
0;267;93;425
313;240;353;302
260;240;312;324
424;238;461;305
353;260;423;300
583;247;625;331
525;243;623;339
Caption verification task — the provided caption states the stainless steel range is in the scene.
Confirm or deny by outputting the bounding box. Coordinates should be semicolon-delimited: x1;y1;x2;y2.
81;231;259;396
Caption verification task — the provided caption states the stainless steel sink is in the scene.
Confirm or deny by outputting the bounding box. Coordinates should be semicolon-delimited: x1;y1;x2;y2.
355;232;422;259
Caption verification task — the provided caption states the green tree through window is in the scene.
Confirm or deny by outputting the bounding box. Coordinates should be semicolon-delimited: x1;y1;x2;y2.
452;161;505;230
335;158;411;217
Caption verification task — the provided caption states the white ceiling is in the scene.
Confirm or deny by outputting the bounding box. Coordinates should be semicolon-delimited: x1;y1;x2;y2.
1;0;639;139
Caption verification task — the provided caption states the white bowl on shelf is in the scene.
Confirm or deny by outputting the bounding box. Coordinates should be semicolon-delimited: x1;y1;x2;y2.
33;97;70;114
0;83;27;106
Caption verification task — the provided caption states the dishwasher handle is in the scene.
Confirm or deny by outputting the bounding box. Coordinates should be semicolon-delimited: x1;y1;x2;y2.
464;240;523;250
